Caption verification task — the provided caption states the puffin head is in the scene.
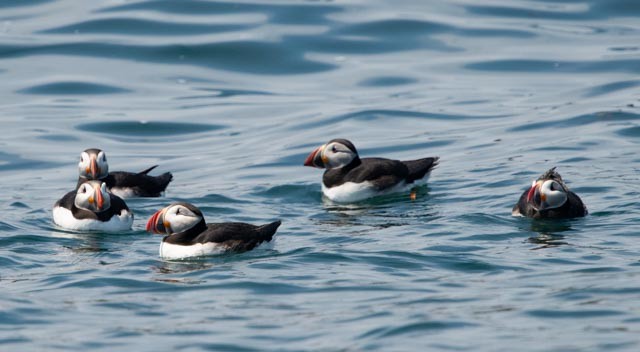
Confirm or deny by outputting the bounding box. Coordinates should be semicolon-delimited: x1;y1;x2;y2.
75;180;110;212
146;202;204;235
303;138;359;169
78;148;109;180
526;167;569;211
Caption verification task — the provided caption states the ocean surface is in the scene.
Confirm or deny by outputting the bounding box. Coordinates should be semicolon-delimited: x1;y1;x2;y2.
1;0;639;351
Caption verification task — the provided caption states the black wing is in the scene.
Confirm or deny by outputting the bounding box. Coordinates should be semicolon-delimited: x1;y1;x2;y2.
106;169;173;197
544;191;587;218
323;158;408;190
512;189;536;217
138;165;159;175
54;190;77;209
195;221;281;251
108;193;131;216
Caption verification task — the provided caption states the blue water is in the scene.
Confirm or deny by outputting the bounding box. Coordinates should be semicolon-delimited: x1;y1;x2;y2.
1;0;640;350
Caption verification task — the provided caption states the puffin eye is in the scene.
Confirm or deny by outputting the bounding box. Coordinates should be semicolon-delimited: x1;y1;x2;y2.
175;208;180;215
331;146;337;153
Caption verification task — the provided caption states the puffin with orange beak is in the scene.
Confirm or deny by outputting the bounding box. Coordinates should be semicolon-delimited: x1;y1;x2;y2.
512;167;587;219
304;138;439;203
77;148;173;198
53;180;133;232
146;202;281;260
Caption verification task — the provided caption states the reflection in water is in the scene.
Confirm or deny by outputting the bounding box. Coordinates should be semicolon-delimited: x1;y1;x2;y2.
527;220;573;249
528;233;569;249
152;260;211;283
318;186;435;229
49;230;112;254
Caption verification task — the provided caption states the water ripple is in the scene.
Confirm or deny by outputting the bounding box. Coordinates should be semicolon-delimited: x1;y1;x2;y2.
99;0;343;25
76;121;224;137
0;42;336;75
18;81;130;95
466;59;640;73
40;18;252;36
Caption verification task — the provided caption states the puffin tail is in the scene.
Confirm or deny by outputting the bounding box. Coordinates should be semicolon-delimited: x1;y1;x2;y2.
138;165;159;175
229;220;281;252
155;172;173;190
257;220;281;242
403;156;439;183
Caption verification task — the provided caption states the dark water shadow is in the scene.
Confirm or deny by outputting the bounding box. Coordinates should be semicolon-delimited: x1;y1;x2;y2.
524;220;574;249
76;121;224;137
39;18;252;36
0;151;64;172
18;81;130;95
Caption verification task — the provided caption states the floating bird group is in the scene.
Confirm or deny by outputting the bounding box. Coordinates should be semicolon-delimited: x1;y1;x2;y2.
52;141;587;259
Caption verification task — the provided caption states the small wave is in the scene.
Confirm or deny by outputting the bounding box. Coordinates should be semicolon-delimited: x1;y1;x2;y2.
18;81;130;95
39;18;251;36
75;121;223;137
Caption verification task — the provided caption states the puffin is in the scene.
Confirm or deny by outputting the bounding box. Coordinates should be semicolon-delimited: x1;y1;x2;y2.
512;167;587;219
77;148;173;198
53;180;134;232
303;138;439;203
146;202;281;260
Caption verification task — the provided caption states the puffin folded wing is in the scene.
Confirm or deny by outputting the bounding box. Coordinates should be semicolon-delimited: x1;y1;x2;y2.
196;221;281;252
402;157;439;183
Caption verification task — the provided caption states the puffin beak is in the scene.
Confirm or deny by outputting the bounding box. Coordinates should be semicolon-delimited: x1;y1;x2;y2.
526;181;543;209
94;184;104;211
89;155;100;179
146;208;167;234
303;145;326;168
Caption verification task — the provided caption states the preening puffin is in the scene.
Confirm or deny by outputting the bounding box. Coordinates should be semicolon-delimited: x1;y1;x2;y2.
512;167;587;219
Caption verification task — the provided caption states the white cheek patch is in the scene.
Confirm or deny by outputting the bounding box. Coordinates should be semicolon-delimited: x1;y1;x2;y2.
166;214;200;233
327;152;355;169
78;152;90;174
74;192;91;210
540;180;568;209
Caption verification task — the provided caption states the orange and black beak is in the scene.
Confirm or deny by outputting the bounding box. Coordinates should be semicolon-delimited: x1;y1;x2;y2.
526;180;545;209
303;145;326;168
88;183;104;211
87;155;100;179
146;207;169;234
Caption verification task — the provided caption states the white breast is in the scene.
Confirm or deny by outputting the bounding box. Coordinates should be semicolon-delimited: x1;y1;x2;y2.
159;241;227;260
109;187;137;199
322;170;433;203
52;206;133;233
322;180;418;203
